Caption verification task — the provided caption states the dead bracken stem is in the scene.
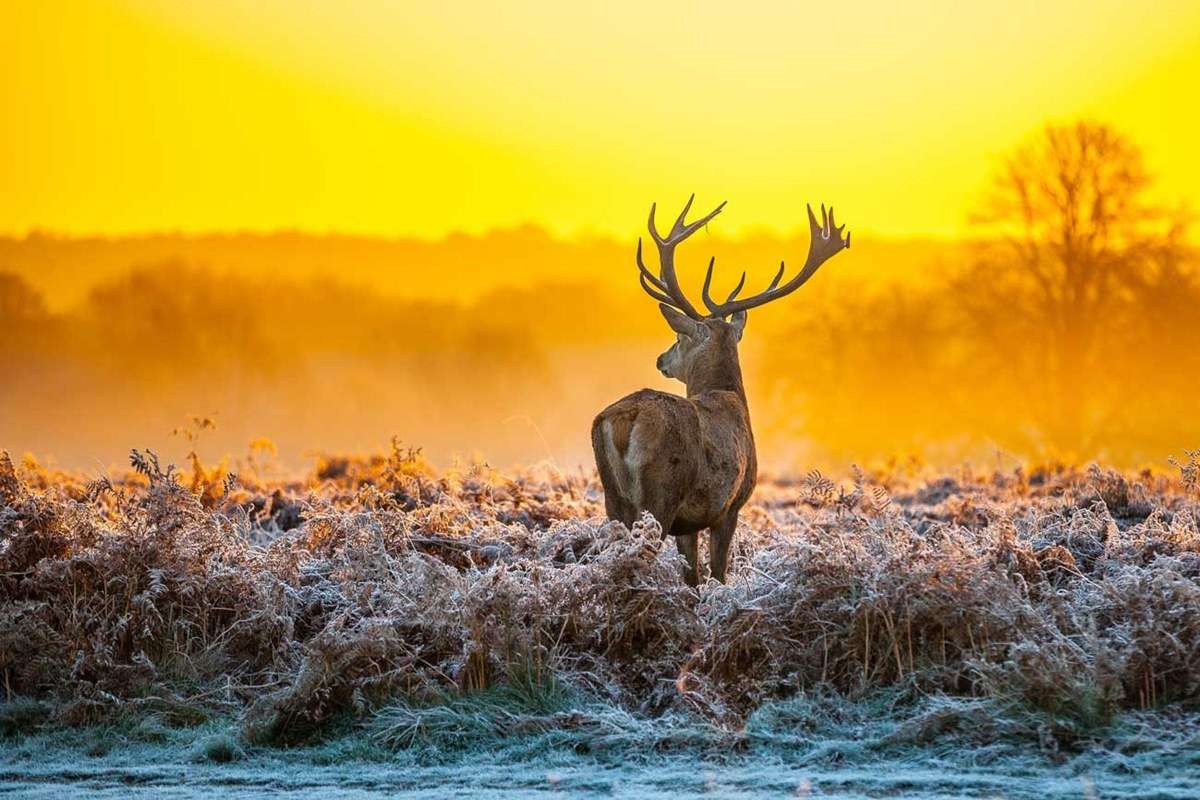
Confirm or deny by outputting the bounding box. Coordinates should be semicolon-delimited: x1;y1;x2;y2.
0;449;1198;738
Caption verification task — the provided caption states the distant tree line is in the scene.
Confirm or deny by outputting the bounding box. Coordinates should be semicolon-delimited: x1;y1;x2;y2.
1;121;1195;466
764;122;1200;463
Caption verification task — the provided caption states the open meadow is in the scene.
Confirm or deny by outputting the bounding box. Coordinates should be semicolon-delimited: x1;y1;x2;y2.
5;3;1200;796
3;447;1200;797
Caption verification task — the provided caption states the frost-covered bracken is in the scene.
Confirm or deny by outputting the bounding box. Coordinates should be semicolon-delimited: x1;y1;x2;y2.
2;445;1199;747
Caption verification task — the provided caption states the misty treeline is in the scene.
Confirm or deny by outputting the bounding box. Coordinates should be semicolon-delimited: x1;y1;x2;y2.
764;122;1200;464
1;121;1196;468
0;261;654;467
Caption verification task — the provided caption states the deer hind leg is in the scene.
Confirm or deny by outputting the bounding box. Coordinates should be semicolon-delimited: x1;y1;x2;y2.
673;531;701;587
708;512;738;584
591;415;638;527
637;479;697;585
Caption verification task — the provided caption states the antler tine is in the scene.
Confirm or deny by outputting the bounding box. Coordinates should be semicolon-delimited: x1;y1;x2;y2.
726;271;747;302
670;193;696;237
676;198;727;241
702;258;748;315
701;257;719;314
637;195;726;319
765;262;786;291
702;202;850;319
648;202;665;245
639;271;676;306
636;238;669;292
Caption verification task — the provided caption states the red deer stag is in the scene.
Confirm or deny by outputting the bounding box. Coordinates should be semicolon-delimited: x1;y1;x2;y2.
592;196;850;585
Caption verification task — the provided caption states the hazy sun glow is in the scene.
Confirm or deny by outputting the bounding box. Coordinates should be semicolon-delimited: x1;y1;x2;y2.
4;0;1199;239
3;2;1199;472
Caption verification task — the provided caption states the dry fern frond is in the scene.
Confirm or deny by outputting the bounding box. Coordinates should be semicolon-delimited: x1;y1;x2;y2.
2;452;1199;737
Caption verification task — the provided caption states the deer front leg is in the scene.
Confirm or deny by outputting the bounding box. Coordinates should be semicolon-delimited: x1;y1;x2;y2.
674;532;701;587
708;513;738;584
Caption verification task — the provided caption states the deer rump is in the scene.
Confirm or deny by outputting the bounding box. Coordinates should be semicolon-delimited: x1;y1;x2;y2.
591;388;753;538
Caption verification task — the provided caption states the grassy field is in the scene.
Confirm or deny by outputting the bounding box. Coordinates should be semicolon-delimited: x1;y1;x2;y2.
3;446;1200;797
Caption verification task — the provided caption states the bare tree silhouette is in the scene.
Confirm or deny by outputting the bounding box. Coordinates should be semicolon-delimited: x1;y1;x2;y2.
957;121;1189;454
0;272;50;356
0;271;45;322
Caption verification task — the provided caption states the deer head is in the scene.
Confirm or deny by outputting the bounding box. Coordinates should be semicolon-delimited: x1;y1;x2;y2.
637;195;850;391
654;305;746;386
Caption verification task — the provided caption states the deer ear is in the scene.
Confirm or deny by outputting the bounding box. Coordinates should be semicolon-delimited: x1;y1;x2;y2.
729;310;748;341
659;304;701;336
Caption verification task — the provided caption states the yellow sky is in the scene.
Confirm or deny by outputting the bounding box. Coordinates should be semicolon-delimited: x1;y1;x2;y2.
3;0;1199;240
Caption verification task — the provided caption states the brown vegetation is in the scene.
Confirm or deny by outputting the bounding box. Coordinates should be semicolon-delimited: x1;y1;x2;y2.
2;446;1199;746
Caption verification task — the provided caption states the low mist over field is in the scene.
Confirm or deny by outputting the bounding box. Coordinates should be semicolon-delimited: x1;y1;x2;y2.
3;167;1197;472
0;229;962;469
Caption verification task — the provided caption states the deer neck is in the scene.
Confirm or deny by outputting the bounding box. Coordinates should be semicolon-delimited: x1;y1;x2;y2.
685;347;747;403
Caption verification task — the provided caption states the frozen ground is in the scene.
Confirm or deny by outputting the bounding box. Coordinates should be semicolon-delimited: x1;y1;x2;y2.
0;757;1147;799
4;699;1200;799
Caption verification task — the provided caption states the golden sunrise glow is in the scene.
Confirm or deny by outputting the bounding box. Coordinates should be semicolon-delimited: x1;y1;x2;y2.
3;1;1200;472
3;0;1199;240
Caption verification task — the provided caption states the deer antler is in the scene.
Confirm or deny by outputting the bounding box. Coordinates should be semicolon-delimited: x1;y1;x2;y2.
636;194;726;320
700;204;849;318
